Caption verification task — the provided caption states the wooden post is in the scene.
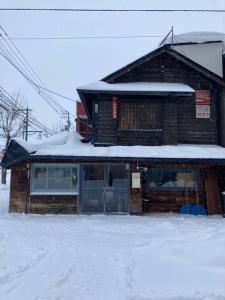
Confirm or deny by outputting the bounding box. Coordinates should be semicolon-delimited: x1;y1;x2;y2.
204;169;222;215
130;165;142;214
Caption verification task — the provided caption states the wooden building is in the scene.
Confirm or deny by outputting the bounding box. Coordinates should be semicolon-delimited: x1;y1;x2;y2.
2;32;225;216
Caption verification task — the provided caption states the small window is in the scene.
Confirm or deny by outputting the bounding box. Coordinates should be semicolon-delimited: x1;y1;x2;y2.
31;163;79;195
146;168;201;191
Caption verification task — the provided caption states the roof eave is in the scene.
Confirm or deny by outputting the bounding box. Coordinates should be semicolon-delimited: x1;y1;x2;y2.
76;89;194;97
11;154;225;166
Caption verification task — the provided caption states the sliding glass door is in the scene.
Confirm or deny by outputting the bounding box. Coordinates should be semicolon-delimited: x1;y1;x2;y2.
80;164;129;214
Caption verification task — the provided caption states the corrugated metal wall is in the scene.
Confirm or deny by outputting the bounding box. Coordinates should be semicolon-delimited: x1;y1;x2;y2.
173;42;223;77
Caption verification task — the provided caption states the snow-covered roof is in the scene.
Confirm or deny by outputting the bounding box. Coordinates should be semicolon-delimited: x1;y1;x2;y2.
162;31;225;49
14;131;225;161
77;81;195;94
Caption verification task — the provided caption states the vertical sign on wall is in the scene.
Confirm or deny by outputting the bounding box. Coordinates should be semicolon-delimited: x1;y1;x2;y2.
195;90;211;119
112;96;117;119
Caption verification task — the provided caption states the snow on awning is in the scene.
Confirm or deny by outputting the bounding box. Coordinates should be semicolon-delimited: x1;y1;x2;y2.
77;81;195;94
11;131;225;162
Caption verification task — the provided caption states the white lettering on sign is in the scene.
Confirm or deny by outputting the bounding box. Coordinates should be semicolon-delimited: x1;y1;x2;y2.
196;105;210;119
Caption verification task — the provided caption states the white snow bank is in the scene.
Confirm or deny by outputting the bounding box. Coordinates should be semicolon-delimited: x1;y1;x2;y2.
0;188;225;300
77;81;195;93
161;31;225;49
14;131;225;160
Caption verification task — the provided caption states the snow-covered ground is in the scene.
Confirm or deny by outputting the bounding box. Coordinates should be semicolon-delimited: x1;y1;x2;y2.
1;183;225;300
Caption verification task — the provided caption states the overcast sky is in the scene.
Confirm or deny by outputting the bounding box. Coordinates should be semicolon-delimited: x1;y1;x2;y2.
0;0;225;131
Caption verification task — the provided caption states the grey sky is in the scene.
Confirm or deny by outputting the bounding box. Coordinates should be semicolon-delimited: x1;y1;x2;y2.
0;0;225;130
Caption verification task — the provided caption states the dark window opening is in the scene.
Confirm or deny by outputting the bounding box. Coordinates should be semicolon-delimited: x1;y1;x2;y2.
119;102;162;131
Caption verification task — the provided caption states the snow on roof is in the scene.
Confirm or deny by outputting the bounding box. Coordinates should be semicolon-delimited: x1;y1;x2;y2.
14;131;225;161
14;131;75;154
77;81;194;94
162;31;225;49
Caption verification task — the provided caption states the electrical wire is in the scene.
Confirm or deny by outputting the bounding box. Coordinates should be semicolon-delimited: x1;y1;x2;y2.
0;88;56;136
0;89;56;135
0;26;76;119
0;8;225;12
5;32;225;40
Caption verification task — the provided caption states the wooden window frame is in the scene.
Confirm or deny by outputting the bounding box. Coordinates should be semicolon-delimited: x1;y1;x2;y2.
118;101;162;132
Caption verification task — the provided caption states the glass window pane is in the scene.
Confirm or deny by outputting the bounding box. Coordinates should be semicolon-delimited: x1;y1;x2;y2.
108;165;129;188
32;167;47;191
176;172;195;188
105;190;128;213
31;164;78;193
82;165;105;188
147;168;199;190
81;189;104;213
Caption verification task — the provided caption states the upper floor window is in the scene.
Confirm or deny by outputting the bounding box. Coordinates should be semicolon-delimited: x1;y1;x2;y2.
118;102;162;131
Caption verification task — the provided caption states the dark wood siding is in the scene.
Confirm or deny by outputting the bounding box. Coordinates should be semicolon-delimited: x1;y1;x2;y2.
29;195;78;214
93;94;217;146
112;52;212;86
204;169;222;214
9;162;28;213
9;159;223;215
93;96;117;145
177;94;218;144
163;101;177;145
92;52;219;146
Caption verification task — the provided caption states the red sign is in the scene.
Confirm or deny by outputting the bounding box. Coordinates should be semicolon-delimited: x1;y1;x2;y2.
112;97;117;119
195;90;210;105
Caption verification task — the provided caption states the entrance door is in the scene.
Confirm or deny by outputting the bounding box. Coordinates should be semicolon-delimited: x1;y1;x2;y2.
80;164;129;214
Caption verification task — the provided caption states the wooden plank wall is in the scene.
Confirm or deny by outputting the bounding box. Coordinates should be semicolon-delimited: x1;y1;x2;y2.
9;162;29;213
204;169;222;214
163;102;178;145
93;97;117;145
9;162;78;214
93;52;219;146
9;160;223;215
143;190;206;213
29;195;78;214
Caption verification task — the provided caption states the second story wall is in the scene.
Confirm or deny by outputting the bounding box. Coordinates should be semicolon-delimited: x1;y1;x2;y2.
92;91;218;146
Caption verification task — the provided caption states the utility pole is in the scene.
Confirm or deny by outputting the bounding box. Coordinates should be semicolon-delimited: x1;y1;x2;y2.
62;111;71;131
25;106;29;141
16;107;31;141
67;111;71;132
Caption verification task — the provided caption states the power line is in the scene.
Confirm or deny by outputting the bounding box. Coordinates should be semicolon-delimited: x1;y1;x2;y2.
0;25;76;117
0;8;225;12
0;86;56;136
5;35;164;40
35;85;77;102
2;32;225;41
0;48;76;106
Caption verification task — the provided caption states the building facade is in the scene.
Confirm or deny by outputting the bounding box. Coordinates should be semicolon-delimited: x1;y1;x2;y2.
2;33;225;215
